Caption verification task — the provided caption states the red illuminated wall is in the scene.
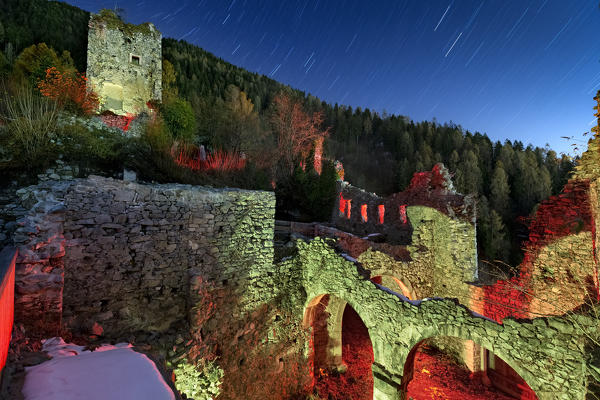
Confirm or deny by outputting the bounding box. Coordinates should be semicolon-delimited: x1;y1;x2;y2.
332;164;475;245
377;205;385;224
475;179;596;323
361;204;368;222
0;248;16;374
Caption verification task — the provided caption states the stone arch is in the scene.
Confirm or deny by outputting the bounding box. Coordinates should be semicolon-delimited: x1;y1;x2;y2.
400;326;539;399
303;293;374;389
303;293;348;370
297;239;588;399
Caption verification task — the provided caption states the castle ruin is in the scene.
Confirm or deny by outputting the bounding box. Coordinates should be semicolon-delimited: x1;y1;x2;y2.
86;10;162;115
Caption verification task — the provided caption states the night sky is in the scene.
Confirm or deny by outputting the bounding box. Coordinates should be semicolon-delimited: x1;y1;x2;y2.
66;0;600;155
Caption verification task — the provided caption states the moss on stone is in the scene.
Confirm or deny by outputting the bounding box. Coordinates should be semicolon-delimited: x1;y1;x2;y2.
91;9;158;37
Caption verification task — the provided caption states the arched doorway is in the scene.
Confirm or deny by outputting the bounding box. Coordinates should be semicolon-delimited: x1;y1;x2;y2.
402;337;538;400
303;294;374;400
371;275;415;299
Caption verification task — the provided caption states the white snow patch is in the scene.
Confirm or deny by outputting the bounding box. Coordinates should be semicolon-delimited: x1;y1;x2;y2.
23;337;175;400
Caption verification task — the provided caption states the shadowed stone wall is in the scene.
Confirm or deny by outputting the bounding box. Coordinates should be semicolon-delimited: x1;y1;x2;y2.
11;176;275;338
61;176;275;336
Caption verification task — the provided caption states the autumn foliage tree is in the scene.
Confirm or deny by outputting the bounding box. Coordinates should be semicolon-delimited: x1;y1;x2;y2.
37;66;99;115
12;43;75;85
270;92;329;179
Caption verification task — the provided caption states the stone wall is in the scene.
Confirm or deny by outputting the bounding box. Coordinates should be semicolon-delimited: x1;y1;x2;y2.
62;176;275;336
332;164;475;246
11;176;275;338
294;207;477;304
6;171;598;399
294;238;596;400
87;11;162;115
12;181;70;336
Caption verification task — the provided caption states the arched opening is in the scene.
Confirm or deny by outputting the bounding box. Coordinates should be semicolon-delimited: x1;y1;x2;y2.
402;337;537;400
371;275;415;299
303;294;374;400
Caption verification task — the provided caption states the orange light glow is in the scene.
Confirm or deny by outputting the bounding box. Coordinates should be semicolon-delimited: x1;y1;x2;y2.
339;196;352;219
378;205;385;224
339;196;347;216
346;199;352;219
361;204;368;222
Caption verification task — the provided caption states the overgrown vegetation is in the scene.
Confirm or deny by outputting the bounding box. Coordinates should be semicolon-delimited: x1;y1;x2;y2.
90;9;157;37
173;359;223;400
0;83;59;173
37;66;99;115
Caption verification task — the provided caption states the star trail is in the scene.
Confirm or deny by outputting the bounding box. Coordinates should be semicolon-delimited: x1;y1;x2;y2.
67;0;600;155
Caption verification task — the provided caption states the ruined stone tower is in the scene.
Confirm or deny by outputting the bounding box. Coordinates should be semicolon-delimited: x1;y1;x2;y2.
86;10;162;115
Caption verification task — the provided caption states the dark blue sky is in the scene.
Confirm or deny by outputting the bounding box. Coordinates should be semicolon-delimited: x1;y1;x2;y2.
66;0;600;155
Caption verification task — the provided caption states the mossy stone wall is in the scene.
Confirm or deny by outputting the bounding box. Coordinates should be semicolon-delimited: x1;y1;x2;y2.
293;238;594;400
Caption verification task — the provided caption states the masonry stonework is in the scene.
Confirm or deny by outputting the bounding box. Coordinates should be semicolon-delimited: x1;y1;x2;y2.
12;176;275;338
87;11;162;115
294;238;594;400
6;169;600;399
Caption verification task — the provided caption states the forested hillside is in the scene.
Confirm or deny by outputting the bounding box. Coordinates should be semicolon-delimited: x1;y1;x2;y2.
157;38;577;266
0;0;576;267
0;0;89;70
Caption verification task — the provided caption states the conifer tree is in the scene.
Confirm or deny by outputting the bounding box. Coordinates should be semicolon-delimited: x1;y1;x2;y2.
490;161;511;218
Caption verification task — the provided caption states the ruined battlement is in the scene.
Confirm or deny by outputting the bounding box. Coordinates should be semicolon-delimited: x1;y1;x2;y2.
333;163;476;244
86;10;162;115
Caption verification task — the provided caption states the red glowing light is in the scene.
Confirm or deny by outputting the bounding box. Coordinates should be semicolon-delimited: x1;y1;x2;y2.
406;345;528;400
100;113;135;132
339;197;352;219
399;205;407;224
315;306;373;400
479;180;597;323
339;196;347;216
361;204;368;222
378;205;385;224
0;250;16;374
171;145;246;172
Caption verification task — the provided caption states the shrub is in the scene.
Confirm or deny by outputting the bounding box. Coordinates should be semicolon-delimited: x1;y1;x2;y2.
205;149;246;171
12;43;74;85
275;160;338;222
143;115;172;152
160;98;197;142
57;122;129;175
0;84;59;172
37;67;99;115
173;359;223;400
171;144;246;172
